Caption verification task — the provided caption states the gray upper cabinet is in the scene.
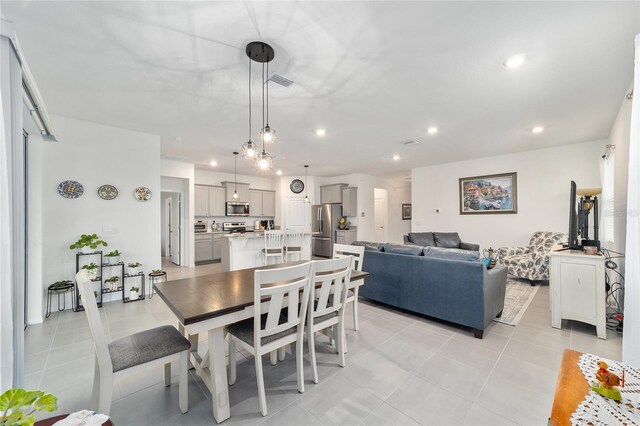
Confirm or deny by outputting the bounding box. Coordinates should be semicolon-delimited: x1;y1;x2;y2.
195;185;209;216
321;183;347;204
342;187;358;217
249;189;276;217
209;186;226;216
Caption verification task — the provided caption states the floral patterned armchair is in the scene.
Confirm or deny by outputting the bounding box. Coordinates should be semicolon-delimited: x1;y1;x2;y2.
496;231;567;282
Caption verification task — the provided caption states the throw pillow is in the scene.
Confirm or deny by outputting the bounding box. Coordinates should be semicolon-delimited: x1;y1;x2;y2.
433;232;462;248
352;241;381;251
408;232;435;247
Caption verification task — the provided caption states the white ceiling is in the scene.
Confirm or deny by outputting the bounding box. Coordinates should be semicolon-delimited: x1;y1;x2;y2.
3;1;638;177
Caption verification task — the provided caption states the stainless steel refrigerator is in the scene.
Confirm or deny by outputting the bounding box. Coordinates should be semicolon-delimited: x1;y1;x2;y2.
311;204;343;258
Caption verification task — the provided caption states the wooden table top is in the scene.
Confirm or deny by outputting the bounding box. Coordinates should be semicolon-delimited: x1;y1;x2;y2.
154;261;369;325
549;349;589;426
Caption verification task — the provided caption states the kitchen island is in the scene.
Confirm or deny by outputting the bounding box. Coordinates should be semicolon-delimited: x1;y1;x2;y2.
221;232;312;271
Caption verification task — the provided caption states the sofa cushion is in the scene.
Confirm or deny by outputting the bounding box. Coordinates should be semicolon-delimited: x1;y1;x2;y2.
352;241;382;251
433;232;462;248
407;232;435;247
383;243;424;256
422;246;480;261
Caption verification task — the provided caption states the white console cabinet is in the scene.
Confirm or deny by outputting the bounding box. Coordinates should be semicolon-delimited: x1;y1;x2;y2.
549;250;606;339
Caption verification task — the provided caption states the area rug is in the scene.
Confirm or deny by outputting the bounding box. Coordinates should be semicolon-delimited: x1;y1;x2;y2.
493;276;540;326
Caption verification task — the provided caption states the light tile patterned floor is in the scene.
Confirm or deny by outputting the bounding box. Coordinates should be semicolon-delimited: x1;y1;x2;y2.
25;264;622;425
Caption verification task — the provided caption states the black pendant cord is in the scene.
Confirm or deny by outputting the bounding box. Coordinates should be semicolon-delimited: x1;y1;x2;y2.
248;56;252;142
261;61;266;154
266;60;269;126
234;152;238;193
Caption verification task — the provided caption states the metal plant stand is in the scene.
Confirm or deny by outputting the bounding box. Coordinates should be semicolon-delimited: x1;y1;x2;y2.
46;281;75;318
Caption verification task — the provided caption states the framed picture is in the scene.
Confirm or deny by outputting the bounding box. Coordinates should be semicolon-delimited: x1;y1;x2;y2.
402;203;412;220
459;172;517;214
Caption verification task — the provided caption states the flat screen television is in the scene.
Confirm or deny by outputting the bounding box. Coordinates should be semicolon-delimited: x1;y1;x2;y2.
566;180;581;249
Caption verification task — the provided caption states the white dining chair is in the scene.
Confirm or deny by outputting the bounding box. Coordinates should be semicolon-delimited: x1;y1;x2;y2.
226;262;313;416
262;230;284;265
76;270;190;415
284;230;305;262
307;256;352;384
333;243;365;331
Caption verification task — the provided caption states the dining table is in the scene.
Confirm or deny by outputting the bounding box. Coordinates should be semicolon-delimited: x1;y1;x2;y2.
153;260;369;423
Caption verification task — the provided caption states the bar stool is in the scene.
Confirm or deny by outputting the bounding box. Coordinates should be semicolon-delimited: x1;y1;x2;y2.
46;280;75;318
148;271;167;299
284;231;304;262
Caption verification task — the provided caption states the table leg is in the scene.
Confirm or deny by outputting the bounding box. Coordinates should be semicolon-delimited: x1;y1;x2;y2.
178;322;199;369
209;327;230;423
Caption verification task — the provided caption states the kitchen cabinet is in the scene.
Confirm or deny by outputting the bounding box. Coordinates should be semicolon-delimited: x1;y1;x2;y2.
213;234;222;260
342;187;358;217
249;189;276;217
550;250;606;339
321;184;347;204
195;234;213;263
336;229;357;245
195;185;209;216
209;186;225;216
223;182;249;202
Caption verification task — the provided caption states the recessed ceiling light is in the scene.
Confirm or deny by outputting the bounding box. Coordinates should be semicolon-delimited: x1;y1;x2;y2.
393;155;400;161
531;126;544;134
316;129;326;136
209;160;218;167
427;127;438;135
503;54;526;69
276;170;283;175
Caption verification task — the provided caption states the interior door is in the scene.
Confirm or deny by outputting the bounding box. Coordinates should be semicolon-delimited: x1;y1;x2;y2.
286;197;308;232
374;196;387;242
169;194;181;265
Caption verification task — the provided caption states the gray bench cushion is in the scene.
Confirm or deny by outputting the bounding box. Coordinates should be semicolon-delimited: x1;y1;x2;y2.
108;325;190;372
227;313;296;346
433;232;461;248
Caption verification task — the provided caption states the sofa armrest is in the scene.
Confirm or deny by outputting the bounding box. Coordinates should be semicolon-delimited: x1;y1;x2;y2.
460;242;479;252
403;235;410;244
483;265;508;328
495;246;530;261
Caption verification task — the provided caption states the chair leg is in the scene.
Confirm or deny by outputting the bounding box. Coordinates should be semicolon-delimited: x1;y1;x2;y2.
228;337;236;385
337;318;346;368
353;289;360;331
164;362;171;387
255;355;267;416
91;357;101;411
97;371;113;416
308;326;318;384
278;346;286;361
270;350;278;366
295;341;304;393
179;351;188;414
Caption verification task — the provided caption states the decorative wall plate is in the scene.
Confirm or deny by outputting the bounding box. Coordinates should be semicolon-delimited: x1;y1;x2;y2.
290;179;304;194
134;187;151;201
58;180;84;199
98;184;118;200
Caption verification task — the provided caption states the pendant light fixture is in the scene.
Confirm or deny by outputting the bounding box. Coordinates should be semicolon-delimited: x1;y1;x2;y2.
232;151;239;199
242;56;257;160
304;165;310;203
244;41;275;171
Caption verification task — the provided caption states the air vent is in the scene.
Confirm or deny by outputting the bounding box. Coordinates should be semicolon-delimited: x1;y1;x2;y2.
269;73;294;87
401;140;421;146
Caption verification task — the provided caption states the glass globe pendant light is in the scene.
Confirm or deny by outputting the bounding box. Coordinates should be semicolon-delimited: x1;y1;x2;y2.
232;151;239;199
242;56;257;160
260;58;276;144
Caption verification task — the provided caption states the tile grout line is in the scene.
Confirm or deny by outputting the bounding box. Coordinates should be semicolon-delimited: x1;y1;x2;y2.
38;313;62;387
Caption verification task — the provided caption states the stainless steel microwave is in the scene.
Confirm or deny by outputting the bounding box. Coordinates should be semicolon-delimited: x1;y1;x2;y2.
226;202;250;216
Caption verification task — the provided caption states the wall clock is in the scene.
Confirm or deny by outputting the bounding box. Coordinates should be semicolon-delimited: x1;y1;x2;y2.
98;184;118;200
290;179;304;194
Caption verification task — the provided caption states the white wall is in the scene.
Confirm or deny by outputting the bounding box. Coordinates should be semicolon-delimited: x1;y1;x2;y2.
161;160;194;266
40;115;161;309
411;140;604;250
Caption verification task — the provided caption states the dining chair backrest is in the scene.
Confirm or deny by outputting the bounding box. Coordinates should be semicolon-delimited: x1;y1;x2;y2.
253;262;313;349
264;230;284;251
333;243;364;272
285;231;304;249
76;270;113;373
309;257;353;320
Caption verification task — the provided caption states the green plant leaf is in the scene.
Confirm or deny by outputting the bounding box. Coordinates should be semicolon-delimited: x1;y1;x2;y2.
32;394;56;412
0;388;24;411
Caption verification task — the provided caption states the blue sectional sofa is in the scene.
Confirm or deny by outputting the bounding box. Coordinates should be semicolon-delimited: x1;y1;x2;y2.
353;242;507;338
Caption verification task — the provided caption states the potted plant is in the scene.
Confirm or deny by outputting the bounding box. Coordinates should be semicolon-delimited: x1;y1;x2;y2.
81;262;99;279
129;286;140;300
105;249;121;265
69;233;107;254
127;262;142;275
0;388;57;426
105;276;120;291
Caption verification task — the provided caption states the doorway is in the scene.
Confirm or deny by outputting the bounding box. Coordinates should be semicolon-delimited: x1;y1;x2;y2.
161;191;181;266
374;188;388;243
